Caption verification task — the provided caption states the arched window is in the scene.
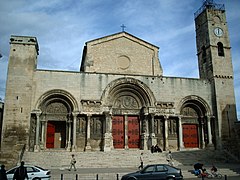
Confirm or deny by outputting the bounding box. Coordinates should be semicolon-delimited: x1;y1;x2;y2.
202;46;206;63
217;42;224;56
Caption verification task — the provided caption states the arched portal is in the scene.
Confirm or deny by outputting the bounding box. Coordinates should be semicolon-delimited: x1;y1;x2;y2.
101;78;155;150
179;96;212;149
30;89;78;151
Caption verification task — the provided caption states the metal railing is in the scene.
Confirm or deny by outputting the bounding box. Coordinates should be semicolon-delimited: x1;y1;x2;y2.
194;1;225;19
51;173;121;180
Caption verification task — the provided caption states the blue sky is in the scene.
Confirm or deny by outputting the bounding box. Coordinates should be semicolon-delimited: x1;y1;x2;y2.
0;0;239;119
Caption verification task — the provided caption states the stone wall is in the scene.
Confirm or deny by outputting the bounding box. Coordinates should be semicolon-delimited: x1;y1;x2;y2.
81;32;162;76
32;71;213;114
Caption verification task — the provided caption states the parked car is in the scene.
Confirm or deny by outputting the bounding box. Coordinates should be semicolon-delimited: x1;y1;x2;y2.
121;164;183;180
6;165;51;180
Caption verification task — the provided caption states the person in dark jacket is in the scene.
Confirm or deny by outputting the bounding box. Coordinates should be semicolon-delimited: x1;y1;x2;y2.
13;161;29;180
0;164;8;180
193;163;204;175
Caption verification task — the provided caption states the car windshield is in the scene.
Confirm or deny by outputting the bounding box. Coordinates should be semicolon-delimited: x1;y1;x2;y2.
6;168;15;174
165;165;180;173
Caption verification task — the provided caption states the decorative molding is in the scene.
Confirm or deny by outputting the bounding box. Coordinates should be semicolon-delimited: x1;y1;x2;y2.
81;100;102;113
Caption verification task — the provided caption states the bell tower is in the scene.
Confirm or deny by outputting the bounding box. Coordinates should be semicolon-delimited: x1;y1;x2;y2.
194;0;237;148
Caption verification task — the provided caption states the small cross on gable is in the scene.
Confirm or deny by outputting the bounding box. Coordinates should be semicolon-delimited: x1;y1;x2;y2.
121;24;126;32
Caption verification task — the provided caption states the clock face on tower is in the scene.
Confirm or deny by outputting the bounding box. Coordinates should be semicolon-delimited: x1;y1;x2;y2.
214;27;223;37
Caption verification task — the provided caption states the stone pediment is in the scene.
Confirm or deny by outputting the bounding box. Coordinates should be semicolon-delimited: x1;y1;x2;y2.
87;32;159;49
80;32;163;76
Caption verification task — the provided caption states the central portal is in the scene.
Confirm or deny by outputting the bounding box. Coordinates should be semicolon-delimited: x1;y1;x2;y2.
112;115;140;149
46;121;66;149
183;124;199;148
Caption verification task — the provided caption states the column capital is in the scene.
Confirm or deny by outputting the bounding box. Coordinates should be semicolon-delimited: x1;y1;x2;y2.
149;112;155;117
178;115;183;119
87;113;92;117
103;111;112;116
207;115;215;119
31;110;42;116
72;111;79;117
164;115;169;120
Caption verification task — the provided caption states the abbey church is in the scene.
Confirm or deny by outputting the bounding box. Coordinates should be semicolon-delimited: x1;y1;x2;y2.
0;1;238;165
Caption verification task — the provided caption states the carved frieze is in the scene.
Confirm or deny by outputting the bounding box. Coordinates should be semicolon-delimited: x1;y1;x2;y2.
154;118;163;135
81;100;102;113
46;102;68;114
155;102;175;116
90;116;103;137
156;102;174;108
112;109;140;115
77;116;86;134
181;107;198;117
46;114;68;121
114;96;139;109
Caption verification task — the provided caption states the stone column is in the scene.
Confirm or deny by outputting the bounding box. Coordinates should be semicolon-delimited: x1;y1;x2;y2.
72;112;78;151
85;114;92;151
40;114;46;149
200;117;205;149
149;113;157;146
103;111;113;151
164;115;169;151
141;114;149;150
124;114;129;149
34;111;41;152
207;116;213;147
67;118;72;151
178;116;184;150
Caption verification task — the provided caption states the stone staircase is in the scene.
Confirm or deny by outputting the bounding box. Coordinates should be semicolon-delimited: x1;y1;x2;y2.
22;149;240;179
23;149;174;169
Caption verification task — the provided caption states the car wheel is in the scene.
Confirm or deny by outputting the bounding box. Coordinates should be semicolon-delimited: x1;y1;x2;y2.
167;178;175;180
217;174;222;179
127;177;137;180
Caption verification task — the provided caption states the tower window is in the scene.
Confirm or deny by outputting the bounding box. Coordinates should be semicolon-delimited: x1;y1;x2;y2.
202;46;206;63
217;42;224;56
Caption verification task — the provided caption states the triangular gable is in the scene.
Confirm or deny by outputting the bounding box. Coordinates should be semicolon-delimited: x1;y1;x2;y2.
86;31;159;50
81;31;162;76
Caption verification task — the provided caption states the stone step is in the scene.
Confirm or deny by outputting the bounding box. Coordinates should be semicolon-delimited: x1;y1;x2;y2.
22;149;239;179
23;150;178;169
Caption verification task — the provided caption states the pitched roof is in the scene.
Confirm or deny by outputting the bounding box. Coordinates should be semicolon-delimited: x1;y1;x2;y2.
86;31;159;49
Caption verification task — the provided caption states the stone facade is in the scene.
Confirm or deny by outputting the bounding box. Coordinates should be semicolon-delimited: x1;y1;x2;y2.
0;1;238;166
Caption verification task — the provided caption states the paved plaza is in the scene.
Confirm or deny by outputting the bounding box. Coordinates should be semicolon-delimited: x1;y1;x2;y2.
50;163;240;180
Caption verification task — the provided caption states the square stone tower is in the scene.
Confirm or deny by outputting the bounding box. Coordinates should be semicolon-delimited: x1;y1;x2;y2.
1;36;39;163
194;0;237;148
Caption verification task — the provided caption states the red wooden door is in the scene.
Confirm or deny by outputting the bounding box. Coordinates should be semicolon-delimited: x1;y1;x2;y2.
183;124;199;148
112;116;124;148
128;116;140;148
46;122;55;148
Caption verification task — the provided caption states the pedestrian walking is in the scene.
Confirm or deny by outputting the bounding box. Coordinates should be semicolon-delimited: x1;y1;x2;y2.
166;151;174;166
0;164;7;180
69;154;77;171
13;161;29;180
138;153;144;170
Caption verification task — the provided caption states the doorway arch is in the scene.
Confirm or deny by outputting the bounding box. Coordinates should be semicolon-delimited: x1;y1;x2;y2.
101;78;156;149
178;96;211;149
31;89;78;150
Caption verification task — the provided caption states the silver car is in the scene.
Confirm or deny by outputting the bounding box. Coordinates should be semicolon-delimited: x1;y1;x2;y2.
6;165;51;180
